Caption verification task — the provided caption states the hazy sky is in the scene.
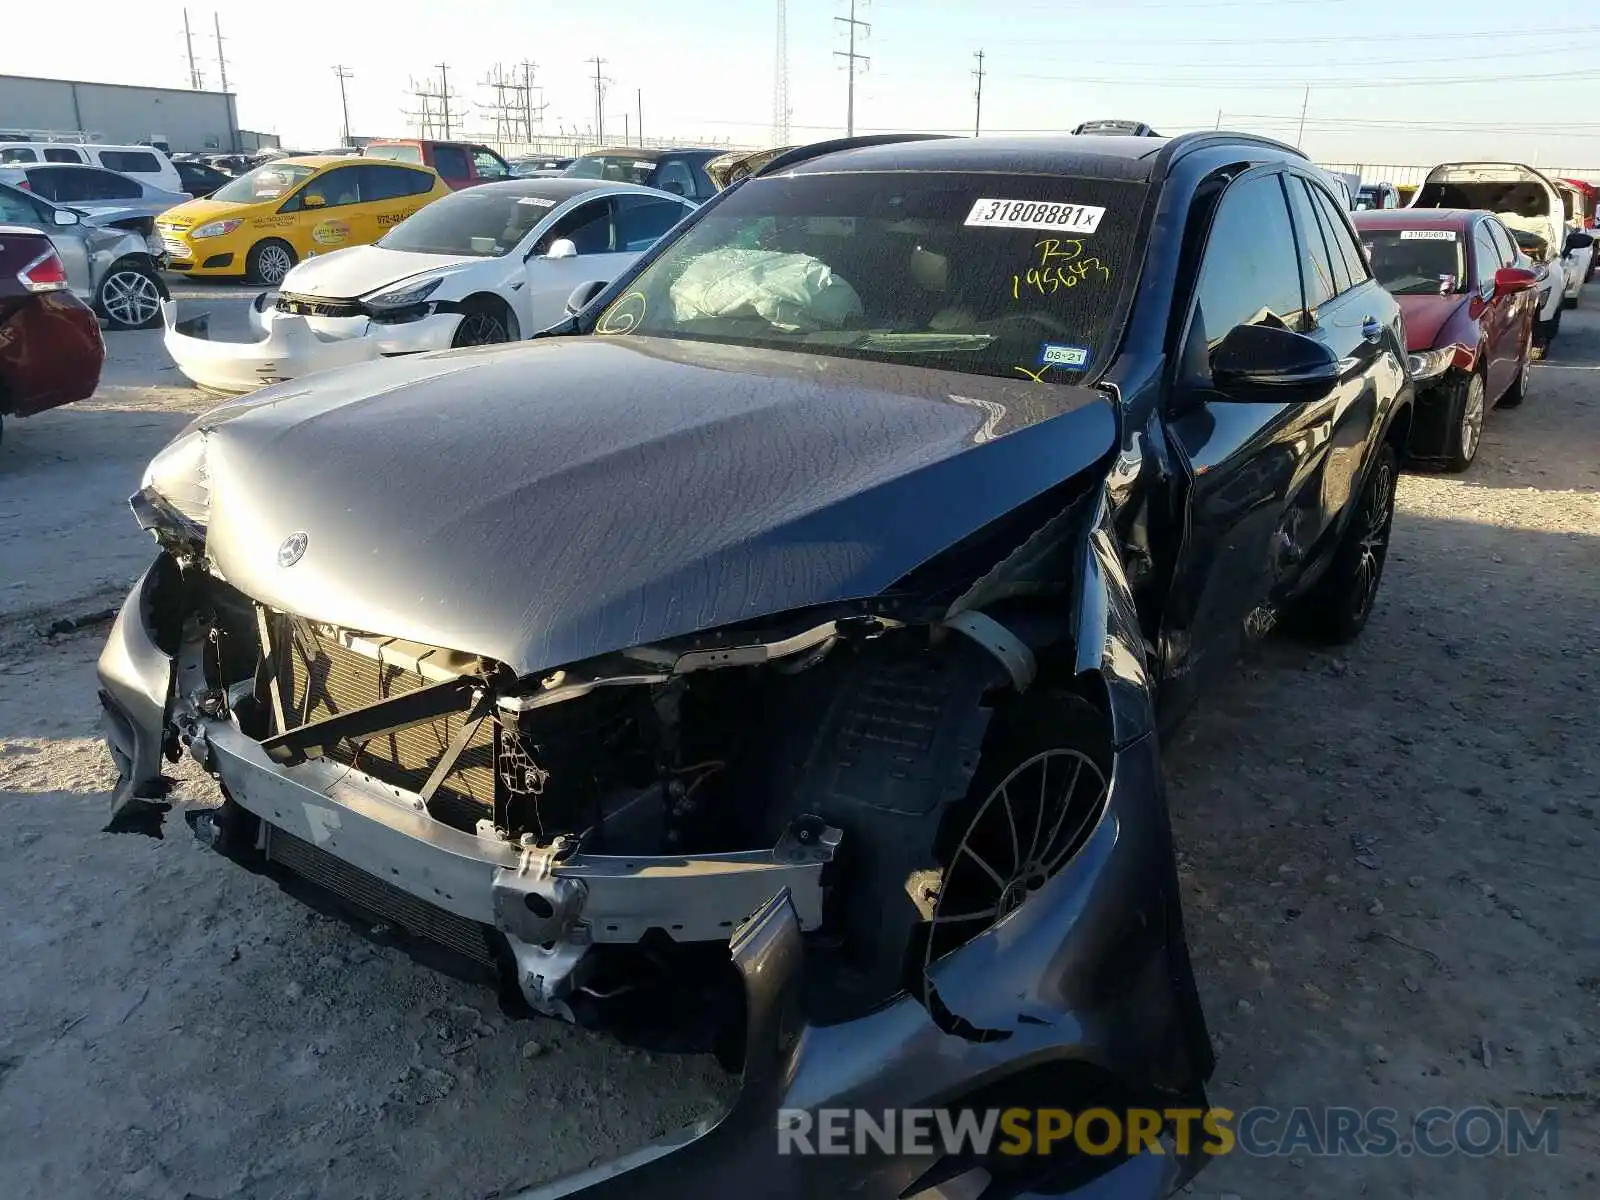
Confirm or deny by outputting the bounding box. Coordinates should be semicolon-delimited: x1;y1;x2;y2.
6;0;1600;168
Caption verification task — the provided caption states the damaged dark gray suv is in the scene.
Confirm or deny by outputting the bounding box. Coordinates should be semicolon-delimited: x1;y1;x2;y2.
99;132;1411;1199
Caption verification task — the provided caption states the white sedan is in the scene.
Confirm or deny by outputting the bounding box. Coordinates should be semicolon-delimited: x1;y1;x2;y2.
162;179;695;393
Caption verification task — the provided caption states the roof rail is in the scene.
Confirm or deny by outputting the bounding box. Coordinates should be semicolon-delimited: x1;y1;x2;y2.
753;133;956;180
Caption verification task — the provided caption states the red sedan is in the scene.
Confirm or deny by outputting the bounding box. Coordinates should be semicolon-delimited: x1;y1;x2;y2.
1354;208;1538;471
0;225;105;446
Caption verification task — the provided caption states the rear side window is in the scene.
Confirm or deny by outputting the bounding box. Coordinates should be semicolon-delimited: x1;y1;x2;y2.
432;145;471;180
1192;173;1306;347
84;168;143;200
360;164;434;200
1308;183;1370;290
98;150;161;174
43;148;84;163
1285;178;1338;310
366;144;423;164
613;194;689;251
1;147;37;163
653;159;696;199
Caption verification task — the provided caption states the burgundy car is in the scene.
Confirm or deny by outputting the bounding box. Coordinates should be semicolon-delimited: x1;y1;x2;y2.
0;225;105;445
1354;208;1538;471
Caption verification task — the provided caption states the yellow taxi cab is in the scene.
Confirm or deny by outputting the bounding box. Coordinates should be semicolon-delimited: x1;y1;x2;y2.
155;155;450;285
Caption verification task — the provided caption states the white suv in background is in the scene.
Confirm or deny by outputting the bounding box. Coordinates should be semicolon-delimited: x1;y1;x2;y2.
0;142;183;193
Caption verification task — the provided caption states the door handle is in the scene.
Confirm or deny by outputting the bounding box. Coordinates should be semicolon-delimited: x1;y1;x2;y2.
1361;316;1382;344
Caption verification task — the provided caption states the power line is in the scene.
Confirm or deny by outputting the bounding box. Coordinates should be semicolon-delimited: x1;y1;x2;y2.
972;49;985;138
998;65;1600;89
978;22;1600;48
834;0;870;137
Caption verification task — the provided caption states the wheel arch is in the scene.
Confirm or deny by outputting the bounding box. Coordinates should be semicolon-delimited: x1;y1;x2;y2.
458;290;520;340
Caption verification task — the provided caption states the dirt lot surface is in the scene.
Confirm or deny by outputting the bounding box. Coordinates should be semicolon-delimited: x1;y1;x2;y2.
1;281;1596;1200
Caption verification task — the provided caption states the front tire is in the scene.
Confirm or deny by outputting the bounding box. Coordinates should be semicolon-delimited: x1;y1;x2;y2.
96;259;164;330
1442;372;1485;473
245;239;296;286
450;297;514;347
1288;443;1397;645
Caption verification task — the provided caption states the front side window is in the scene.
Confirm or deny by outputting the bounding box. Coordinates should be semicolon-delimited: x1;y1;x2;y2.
86;169;142;200
0;183;43;223
211;162;315;204
1192;173;1305;349
653;160;695;198
1473;224;1501;292
27;168;80;202
287;166;361;211
1361;228;1466;295
537;198;615;254
379;188;558;256
472;149;509;180
1486;219;1518;268
1;148;38;163
592;170;1146;383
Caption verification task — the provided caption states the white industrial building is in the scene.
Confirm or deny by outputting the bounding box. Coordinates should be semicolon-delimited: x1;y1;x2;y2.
0;73;247;153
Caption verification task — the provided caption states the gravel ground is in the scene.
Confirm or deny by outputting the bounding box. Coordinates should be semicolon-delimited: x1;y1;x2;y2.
1;283;1595;1199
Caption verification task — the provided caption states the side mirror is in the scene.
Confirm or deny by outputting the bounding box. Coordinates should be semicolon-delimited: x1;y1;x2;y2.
1211;322;1341;401
52;208;79;227
1493;266;1538;296
301;192;326;209
565;279;612;316
545;238;578;260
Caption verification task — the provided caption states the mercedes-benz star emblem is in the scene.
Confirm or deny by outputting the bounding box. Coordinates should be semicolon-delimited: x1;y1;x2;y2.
277;531;309;567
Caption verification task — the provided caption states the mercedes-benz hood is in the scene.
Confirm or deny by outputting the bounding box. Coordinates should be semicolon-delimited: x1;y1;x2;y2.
278;243;482;300
157;336;1117;677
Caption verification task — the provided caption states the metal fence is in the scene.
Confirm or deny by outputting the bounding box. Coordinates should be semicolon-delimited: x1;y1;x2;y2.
1322;163;1600;187
482;133;758;159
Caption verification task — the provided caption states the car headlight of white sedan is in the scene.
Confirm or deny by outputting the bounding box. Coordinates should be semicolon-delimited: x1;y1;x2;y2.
362;276;444;322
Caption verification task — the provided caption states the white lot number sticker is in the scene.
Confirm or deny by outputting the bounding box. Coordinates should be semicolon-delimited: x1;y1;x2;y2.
1399;229;1456;241
965;198;1105;234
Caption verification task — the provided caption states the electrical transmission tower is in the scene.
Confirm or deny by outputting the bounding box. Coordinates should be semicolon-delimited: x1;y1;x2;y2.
182;9;204;90
213;14;230;94
407;65;459;139
834;0;869;137
772;0;791;145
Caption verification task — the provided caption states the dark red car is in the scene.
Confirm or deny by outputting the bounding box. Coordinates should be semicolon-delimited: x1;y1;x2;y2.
361;139;511;190
0;225;105;445
1354;208;1538;471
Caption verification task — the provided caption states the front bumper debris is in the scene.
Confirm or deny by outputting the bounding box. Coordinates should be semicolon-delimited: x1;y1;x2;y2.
160;295;462;393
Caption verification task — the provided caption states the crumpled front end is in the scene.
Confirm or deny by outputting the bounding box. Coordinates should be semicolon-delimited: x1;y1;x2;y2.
161;293;463;393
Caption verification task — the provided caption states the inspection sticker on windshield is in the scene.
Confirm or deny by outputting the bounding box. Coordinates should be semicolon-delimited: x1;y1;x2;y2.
964;199;1104;234
1400;229;1456;241
1039;342;1092;369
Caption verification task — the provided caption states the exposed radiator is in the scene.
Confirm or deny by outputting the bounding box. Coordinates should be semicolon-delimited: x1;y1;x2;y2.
266;826;494;966
274;619;495;830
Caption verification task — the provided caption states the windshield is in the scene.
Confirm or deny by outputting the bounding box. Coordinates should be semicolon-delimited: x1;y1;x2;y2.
378;188;555;256
211;162;316;204
566;154;657;185
1361;229;1466;295
590;170;1145;382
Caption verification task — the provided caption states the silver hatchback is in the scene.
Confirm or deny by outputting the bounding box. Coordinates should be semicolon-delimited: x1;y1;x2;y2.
0;180;167;330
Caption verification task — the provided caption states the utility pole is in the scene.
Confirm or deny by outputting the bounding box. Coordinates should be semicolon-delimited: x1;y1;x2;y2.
588;58;608;144
333;66;353;145
972;49;985;137
213;13;230;94
182;9;203;90
636;88;643;146
1296;85;1310;146
772;0;791;145
437;63;453;139
834;0;870;137
1214;109;1222;130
